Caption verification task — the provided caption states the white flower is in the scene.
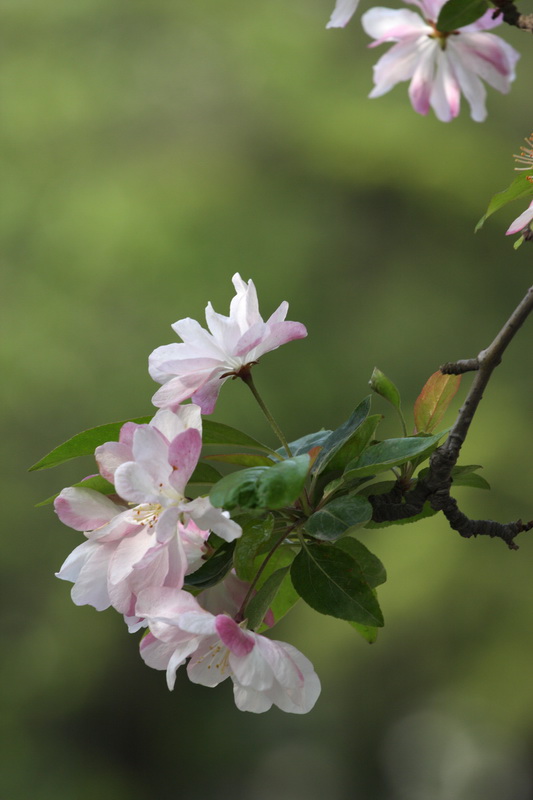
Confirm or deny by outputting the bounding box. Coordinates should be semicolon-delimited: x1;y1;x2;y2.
327;0;360;28
137;587;321;714
362;0;520;122
506;200;533;236
149;273;307;414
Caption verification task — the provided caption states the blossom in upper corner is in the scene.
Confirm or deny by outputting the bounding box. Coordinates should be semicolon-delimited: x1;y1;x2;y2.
327;0;360;28
506;201;533;237
137;587;321;714
149;274;307;414
361;0;520;122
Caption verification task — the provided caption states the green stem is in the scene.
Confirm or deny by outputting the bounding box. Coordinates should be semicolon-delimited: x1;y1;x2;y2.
239;368;293;457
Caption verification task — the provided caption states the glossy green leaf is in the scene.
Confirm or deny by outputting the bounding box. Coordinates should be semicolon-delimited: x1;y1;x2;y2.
327;414;383;472
305;495;373;541
244;567;289;630
202;420;273;452
234;515;275;580
291;543;384;626
183;540;235;588
437;0;488;32
29;416;152;471
313;397;371;475
252;547;300;627
209;455;309;511
369;367;401;410
277;430;332;457
452;472;490;490
476;174;533;231
344;431;445;479
35;475;116;507
335;537;386;587
204;453;274;467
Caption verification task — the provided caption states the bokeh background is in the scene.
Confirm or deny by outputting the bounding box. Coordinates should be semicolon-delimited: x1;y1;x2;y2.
4;1;533;797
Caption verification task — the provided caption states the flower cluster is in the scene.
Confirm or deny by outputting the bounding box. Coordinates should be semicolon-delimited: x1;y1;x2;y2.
54;275;319;713
327;0;519;122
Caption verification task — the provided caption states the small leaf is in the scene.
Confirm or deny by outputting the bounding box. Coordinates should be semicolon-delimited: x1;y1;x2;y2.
209;467;269;511
202;420;273;453
348;621;378;643
209;455;309;512
305;496;373;541
204;453;274;467
452;472;490;490
244;567;290;630
313;397;371;475
252;547;300;628
29;416;152;471
369;367;401;411
277;430;332;457
184;540;235;588
344;431;445;479
476;174;533;231
234;515;275;580
437;0;488;32
35;475;116;507
326;414;383;473
291;543;384;626
414;371;461;434
335;537;386;587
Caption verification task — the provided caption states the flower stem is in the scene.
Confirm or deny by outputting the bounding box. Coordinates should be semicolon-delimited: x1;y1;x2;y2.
239;368;293;457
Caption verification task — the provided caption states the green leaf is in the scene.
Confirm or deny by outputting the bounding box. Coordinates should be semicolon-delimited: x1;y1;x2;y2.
251;547;300;627
188;462;223;485
277;430;332;457
290;543;384;626
326;414;383;472
513;235;525;250
369;367;401;411
244;566;290;630
452;472;490;490
313;397;371;475
202;420;273;453
29;416;152;471
348;621;378;644
209;455;309;511
476;174;533;231
344;431;445;480
305;495;373;541
414;371;461;434
204;453;274;467
335;537;386;587
234;515;275;580
437;0;488;32
184;540;236;588
35;475;116;507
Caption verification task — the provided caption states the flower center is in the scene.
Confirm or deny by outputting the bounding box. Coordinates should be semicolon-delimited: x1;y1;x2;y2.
427;19;460;49
130;502;163;530
514;134;533;171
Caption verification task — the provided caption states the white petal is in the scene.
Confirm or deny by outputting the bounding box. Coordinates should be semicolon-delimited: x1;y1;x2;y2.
506;202;533;235
54;487;120;532
326;0;359;28
362;7;428;43
429;51;461;122
184;496;242;542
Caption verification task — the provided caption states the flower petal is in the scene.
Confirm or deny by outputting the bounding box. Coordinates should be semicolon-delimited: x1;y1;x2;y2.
326;0;360;28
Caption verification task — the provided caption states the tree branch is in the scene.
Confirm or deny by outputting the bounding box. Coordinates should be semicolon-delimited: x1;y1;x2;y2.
370;286;533;548
491;0;533;33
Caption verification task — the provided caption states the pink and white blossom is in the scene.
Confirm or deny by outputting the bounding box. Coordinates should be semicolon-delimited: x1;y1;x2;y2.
149;273;307;414
361;1;520;122
327;0;360;28
55;407;241;627
137;587;321;714
506;200;533;236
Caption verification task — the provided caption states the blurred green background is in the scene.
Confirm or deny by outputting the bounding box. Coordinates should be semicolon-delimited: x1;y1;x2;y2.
4;0;533;797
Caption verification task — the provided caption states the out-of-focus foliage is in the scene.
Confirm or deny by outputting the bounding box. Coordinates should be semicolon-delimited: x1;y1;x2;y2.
4;1;533;797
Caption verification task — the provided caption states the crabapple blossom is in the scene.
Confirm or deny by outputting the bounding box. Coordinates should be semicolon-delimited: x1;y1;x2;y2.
149;273;307;414
506;200;533;236
137;587;321;714
55;406;241;627
327;0;360;28
361;0;520;122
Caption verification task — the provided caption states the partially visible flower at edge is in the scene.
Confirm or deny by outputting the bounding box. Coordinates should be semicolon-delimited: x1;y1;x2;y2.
506;200;533;237
361;0;520;122
327;0;360;28
149;273;307;414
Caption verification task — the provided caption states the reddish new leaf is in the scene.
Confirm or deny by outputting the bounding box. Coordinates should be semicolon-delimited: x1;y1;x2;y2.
414;371;461;434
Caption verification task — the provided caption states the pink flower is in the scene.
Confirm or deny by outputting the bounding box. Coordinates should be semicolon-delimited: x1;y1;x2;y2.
55;407;241;626
361;0;519;122
327;0;360;28
506;200;533;236
149;273;307;414
137;587;321;714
